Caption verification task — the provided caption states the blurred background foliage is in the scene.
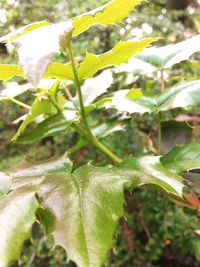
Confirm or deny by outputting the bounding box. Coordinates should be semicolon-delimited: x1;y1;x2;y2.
1;0;200;266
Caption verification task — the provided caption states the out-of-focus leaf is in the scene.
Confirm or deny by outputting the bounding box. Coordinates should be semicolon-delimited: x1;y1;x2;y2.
16;21;73;86
78;38;157;79
16;111;77;144
0;173;11;196
161;142;200;174
7;155;72;190
39;155;183;267
0;64;24;81
0;82;31;99
0;186;39;267
0;21;49;43
126;88;143;100
135;34;200;69
158;80;200;111
72;0;143;36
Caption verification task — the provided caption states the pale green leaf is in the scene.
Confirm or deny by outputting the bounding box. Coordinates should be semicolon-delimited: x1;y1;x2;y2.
135;34;200;69
161;142;200;174
43;63;74;81
0;64;24;81
78;38;157;79
16;21;73;86
126;88;143;100
0;186;39;267
0;172;11;196
72;0;143;36
0;21;49;43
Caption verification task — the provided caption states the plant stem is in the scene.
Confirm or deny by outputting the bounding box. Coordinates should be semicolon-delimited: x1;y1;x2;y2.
157;68;165;155
67;43;122;164
6;98;31;110
157;112;162;155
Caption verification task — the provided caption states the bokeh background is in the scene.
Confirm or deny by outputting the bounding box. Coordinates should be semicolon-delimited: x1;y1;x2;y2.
1;0;200;266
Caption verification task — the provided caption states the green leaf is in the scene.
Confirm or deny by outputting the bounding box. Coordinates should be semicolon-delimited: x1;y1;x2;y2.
0;186;39;267
0;21;49;43
16;21;73;86
78;38;157;79
157;80;200;111
0;64;24;81
102;80;200;114
16;111;77;144
72;0;143;36
126;88;143;100
12;97;58;142
0;172;11;196
43;63;74;81
7;155;72;190
161;142;200;174
38;155;183;267
135;34;200;69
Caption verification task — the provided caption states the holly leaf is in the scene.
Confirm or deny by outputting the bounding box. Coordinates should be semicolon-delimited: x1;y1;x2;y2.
6;154;72;190
0;186;39;267
15;21;73;86
0;64;24;81
37;155;183;267
0;172;11;196
78;38;157;79
135;34;200;69
72;0;143;36
16;111;77;144
0;21;49;43
161;142;200;174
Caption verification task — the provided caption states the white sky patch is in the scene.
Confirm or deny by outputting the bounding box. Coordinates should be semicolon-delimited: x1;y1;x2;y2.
0;9;6;24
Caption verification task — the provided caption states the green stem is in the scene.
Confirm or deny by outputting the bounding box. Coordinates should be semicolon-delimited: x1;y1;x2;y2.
67;43;122;164
157;112;162;156
157;68;165;155
6;98;31;110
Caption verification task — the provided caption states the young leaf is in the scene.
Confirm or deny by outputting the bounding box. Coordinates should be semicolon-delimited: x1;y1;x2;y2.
12;97;58;142
78;38;157;79
43;63;74;81
0;186;39;267
0;21;49;43
15;21;73;86
135;34;200;69
16;111;77;144
72;0;143;36
161;142;200;174
0;64;24;81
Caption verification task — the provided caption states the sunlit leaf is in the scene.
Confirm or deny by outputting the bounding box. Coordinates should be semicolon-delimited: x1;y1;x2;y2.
0;172;11;196
72;0;143;36
0;21;49;43
15;21;73;86
43;63;74;81
78;38;157;79
0;186;39;267
161;142;200;174
135;34;200;69
0;64;24;81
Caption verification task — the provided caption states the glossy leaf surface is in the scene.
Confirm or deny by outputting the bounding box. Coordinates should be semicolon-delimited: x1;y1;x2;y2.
0;186;39;267
161;142;200;174
135;34;200;69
